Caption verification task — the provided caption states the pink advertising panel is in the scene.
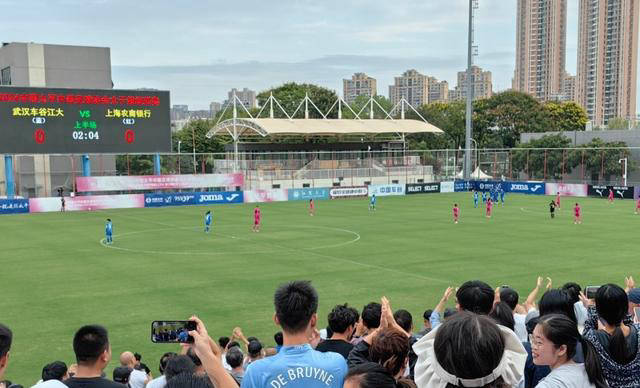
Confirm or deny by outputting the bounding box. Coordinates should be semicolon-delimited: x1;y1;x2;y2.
29;194;145;213
243;189;289;203
76;174;244;192
544;182;588;197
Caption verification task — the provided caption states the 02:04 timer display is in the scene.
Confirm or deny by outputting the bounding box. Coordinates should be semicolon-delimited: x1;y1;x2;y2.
72;131;100;140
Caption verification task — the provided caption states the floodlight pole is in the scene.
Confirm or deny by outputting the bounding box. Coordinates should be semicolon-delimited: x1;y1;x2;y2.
619;158;628;186
464;0;474;180
470;138;478;172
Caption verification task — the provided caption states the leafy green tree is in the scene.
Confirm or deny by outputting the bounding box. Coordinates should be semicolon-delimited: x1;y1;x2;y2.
256;82;339;119
406;100;466;150
510;134;574;179
606;117;631;130
567;138;634;182
116;155;154;175
473;91;552;148
173;119;225;154
543;101;588;132
212;105;259;122
342;95;394;119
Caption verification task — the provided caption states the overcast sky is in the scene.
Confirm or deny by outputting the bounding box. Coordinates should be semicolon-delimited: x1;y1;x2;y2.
0;0;599;110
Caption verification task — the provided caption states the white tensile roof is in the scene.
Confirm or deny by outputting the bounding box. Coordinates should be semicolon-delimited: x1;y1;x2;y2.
206;118;444;138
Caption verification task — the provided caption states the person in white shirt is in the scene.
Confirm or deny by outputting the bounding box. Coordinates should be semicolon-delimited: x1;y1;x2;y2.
500;286;529;342
119;352;149;388
531;314;607;388
146;352;176;388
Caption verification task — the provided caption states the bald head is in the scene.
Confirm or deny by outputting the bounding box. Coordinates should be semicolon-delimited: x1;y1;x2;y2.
120;351;135;368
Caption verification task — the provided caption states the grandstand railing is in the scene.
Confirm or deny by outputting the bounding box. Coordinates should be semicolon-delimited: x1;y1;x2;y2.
246;165;434;181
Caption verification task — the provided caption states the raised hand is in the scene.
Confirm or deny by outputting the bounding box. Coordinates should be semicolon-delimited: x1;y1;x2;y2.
579;291;594;308
443;287;455;301
381;296;410;337
493;287;501;306
625;276;635;292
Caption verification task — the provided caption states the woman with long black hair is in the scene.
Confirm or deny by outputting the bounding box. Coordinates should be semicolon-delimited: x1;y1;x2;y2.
532;314;608;388
582;284;640;388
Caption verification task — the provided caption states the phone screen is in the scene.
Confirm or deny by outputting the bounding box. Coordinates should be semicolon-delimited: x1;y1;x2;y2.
151;321;196;343
585;286;600;299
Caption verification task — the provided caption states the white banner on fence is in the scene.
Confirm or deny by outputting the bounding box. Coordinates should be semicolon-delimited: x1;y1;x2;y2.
329;187;368;199
545;183;588;197
243;189;288;203
440;181;454;193
76;173;243;192
368;184;405;197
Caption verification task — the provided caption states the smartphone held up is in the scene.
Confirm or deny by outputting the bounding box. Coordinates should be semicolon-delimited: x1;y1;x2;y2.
151;320;196;343
585;286;600;299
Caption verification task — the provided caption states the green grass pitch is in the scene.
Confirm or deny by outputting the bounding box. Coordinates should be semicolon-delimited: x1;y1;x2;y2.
2;193;637;384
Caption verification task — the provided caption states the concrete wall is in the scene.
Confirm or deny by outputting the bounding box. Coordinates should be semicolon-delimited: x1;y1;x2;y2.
42;44;112;89
0;42;112;88
0;43;29;85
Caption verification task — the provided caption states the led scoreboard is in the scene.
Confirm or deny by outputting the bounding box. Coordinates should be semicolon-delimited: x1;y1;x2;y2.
0;86;170;153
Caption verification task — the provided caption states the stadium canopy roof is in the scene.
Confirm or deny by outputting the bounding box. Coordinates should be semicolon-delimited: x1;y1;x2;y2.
207;117;443;138
205;94;444;171
205;94;444;142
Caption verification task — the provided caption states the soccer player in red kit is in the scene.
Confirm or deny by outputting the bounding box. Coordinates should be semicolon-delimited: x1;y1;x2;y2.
608;188;614;203
555;192;561;208
309;199;315;216
486;198;493;218
635;198;640;214
253;205;261;232
573;203;582;224
453;203;459;224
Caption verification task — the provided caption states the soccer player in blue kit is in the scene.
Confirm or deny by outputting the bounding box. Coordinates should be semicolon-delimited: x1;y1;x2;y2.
204;210;212;233
473;190;479;208
369;194;376;211
105;219;113;244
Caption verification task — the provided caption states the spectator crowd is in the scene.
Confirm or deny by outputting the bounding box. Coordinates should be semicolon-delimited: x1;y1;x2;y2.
2;276;640;388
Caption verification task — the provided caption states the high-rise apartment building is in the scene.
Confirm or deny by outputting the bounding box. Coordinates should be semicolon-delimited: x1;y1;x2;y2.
576;0;639;125
209;101;222;118
343;73;377;104
561;73;576;102
389;69;429;107
228;88;257;109
171;105;189;121
451;66;493;101
513;0;567;101
427;77;449;102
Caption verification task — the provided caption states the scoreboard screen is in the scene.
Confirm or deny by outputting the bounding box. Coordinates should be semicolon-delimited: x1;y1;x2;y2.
0;86;170;153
